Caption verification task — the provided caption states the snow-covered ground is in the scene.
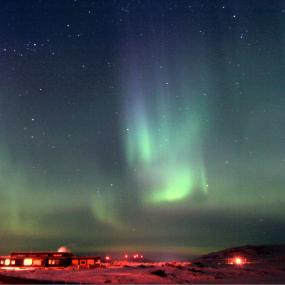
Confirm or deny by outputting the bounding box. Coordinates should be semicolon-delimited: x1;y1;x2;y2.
1;245;285;283
1;261;285;284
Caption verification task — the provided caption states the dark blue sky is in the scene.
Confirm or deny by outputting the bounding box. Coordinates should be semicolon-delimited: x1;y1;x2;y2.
0;0;284;256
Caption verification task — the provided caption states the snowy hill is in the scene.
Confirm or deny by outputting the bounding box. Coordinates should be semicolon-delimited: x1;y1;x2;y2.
193;244;285;267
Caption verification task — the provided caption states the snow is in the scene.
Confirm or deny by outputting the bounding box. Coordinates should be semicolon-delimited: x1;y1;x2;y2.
0;245;285;283
1;261;285;283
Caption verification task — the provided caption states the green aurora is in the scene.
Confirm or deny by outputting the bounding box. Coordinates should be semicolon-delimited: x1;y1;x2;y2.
0;0;284;256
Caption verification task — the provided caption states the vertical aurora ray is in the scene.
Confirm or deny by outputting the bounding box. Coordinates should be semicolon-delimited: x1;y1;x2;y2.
125;100;153;165
91;190;125;230
121;54;209;205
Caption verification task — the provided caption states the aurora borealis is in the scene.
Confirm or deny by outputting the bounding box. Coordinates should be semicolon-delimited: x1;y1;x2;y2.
0;0;285;256
121;51;209;204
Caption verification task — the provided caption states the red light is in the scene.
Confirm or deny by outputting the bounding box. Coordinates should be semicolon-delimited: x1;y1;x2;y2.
228;256;246;266
140;255;143;259
105;256;110;261
124;254;128;259
235;257;242;265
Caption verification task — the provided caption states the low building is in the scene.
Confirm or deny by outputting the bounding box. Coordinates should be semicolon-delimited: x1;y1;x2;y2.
0;250;100;268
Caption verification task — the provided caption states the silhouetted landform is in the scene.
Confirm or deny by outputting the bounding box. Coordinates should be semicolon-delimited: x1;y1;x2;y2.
193;244;285;267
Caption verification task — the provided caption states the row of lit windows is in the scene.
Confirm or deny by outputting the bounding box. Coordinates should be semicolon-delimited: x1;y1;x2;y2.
72;259;98;265
1;257;99;267
0;259;16;266
0;258;43;266
48;259;61;265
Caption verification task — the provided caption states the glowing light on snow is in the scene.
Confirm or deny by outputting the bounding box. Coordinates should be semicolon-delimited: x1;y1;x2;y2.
228;256;247;266
235;257;242;265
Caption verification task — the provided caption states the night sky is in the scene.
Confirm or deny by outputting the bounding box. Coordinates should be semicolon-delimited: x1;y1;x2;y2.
0;0;285;256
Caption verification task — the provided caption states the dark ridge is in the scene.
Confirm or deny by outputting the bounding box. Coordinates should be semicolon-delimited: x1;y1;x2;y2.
193;244;285;266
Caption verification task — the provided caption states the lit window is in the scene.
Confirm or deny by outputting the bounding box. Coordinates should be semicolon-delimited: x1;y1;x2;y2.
23;258;33;266
33;259;42;266
87;259;94;265
72;259;79;265
11;260;16;265
4;259;10;266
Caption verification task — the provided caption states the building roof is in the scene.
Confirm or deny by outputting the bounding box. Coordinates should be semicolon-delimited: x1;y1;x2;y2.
10;251;73;257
